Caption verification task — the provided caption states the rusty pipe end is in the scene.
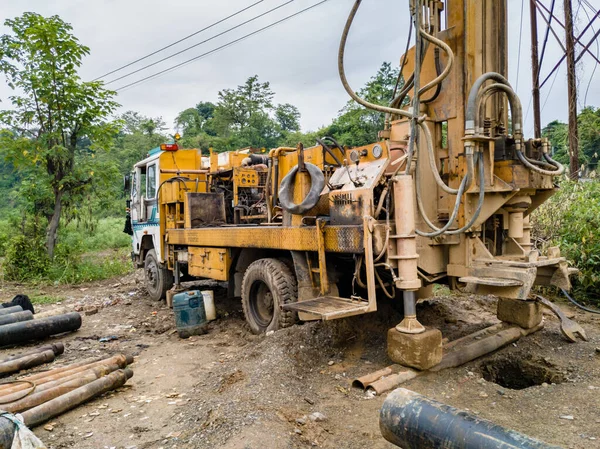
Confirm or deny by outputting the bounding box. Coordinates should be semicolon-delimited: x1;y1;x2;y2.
123;368;134;379
52;343;65;356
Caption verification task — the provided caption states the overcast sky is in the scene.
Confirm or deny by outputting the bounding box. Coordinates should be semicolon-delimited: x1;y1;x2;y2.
0;0;598;136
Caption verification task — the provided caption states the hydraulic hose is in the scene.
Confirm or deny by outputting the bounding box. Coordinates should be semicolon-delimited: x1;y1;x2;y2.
419;121;461;194
446;152;486;235
338;0;412;119
561;288;600;314
316;138;343;167
417;28;454;98
416;152;485;237
416;161;470;237
466;73;512;133
516;151;564;176
476;83;523;138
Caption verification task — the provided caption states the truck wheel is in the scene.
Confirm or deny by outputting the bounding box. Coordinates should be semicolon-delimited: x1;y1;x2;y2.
241;258;298;334
144;249;173;301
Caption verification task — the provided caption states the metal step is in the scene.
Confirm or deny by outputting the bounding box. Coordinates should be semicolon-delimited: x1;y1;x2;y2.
282;296;370;320
459;276;523;287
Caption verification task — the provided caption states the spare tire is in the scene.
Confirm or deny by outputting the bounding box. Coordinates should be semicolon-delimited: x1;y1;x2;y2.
278;163;325;215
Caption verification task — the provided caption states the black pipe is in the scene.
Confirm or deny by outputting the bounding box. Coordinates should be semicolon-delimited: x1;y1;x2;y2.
380;388;563;449
0;306;23;317
0;311;33;327
0;313;81;347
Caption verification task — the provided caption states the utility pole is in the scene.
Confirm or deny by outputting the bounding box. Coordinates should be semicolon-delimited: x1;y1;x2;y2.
530;0;541;138
564;0;579;178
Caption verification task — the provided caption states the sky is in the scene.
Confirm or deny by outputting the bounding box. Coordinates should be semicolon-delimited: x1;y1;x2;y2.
0;0;598;136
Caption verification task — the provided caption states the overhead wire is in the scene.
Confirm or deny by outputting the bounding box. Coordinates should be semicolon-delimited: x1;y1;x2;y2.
515;0;525;91
105;0;296;86
580;1;600;105
94;0;266;81
116;0;332;93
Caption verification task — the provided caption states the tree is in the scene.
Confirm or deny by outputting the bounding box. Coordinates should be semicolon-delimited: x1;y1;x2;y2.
0;13;119;257
326;62;401;147
275;103;301;132
213;75;275;135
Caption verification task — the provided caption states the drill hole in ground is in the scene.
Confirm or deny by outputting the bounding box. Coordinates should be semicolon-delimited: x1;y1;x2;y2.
480;355;565;390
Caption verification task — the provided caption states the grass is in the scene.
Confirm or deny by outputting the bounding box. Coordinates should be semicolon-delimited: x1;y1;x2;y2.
30;294;65;305
0;217;134;285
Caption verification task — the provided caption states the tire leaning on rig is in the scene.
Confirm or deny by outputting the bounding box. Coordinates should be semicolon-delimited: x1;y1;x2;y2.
241;258;298;334
278;163;325;215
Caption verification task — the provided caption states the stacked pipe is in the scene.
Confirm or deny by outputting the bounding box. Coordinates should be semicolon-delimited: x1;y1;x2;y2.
0;312;82;347
0;343;64;376
0;353;134;447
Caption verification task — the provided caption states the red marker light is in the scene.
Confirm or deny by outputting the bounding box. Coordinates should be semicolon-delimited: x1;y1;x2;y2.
160;144;179;151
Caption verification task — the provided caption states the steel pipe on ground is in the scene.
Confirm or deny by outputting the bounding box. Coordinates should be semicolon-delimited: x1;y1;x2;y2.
0;363;122;403
0;369;133;447
380;388;563;449
22;368;133;427
0;306;23;316
0;350;56;376
0;343;64;364
0;311;33;327
0;354;132;396
0;312;81;347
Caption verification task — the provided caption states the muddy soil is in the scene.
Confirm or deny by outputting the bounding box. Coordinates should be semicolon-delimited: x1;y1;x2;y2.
0;274;599;449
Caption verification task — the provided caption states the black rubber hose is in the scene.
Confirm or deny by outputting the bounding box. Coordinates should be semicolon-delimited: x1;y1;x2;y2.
465;73;511;132
316;138;343;167
561;288;600;314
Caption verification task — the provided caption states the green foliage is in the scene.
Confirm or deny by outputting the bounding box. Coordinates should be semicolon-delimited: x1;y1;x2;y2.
324;62;401;147
0;217;132;284
531;179;600;303
0;12;120;256
542;107;600;173
30;294;64;305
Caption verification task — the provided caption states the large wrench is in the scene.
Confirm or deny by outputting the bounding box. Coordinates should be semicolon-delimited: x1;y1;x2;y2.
535;295;588;342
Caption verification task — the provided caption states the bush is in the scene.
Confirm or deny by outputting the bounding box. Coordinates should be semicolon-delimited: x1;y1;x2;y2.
532;179;600;303
1;216;133;284
3;234;49;281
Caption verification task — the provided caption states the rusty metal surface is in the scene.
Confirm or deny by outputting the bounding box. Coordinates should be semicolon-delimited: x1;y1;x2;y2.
21;368;133;428
535;295;588;342
167;225;364;254
0;349;56;376
282;296;370;320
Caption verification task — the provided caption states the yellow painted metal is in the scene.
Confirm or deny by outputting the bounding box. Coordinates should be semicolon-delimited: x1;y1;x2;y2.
167;225;364;253
188;247;231;281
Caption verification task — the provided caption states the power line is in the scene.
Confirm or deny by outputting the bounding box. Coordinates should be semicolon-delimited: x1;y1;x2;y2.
105;0;296;86
116;0;332;93
515;0;525;90
580;1;599;105
94;0;266;81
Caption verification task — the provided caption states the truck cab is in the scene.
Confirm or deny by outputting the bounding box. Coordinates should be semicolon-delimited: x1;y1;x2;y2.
127;144;207;300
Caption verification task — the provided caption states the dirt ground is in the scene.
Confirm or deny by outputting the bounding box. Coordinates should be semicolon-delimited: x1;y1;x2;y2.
0;272;599;449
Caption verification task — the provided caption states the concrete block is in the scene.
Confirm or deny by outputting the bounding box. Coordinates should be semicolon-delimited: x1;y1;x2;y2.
497;297;543;329
387;327;443;370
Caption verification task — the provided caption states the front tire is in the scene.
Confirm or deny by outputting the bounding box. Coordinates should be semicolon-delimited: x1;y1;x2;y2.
241;258;297;334
144;249;173;301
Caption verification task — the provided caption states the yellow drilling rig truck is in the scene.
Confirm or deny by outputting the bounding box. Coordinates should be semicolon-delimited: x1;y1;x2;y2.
126;0;573;370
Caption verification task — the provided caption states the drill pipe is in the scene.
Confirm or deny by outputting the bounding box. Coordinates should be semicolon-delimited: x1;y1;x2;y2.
22;368;133;427
0;369;133;447
0;312;81;347
0;311;33;327
380;388;563;449
0;354;132;396
0;350;56;376
0;306;23;316
0;343;64;364
3;366;116;413
0;363;122;404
